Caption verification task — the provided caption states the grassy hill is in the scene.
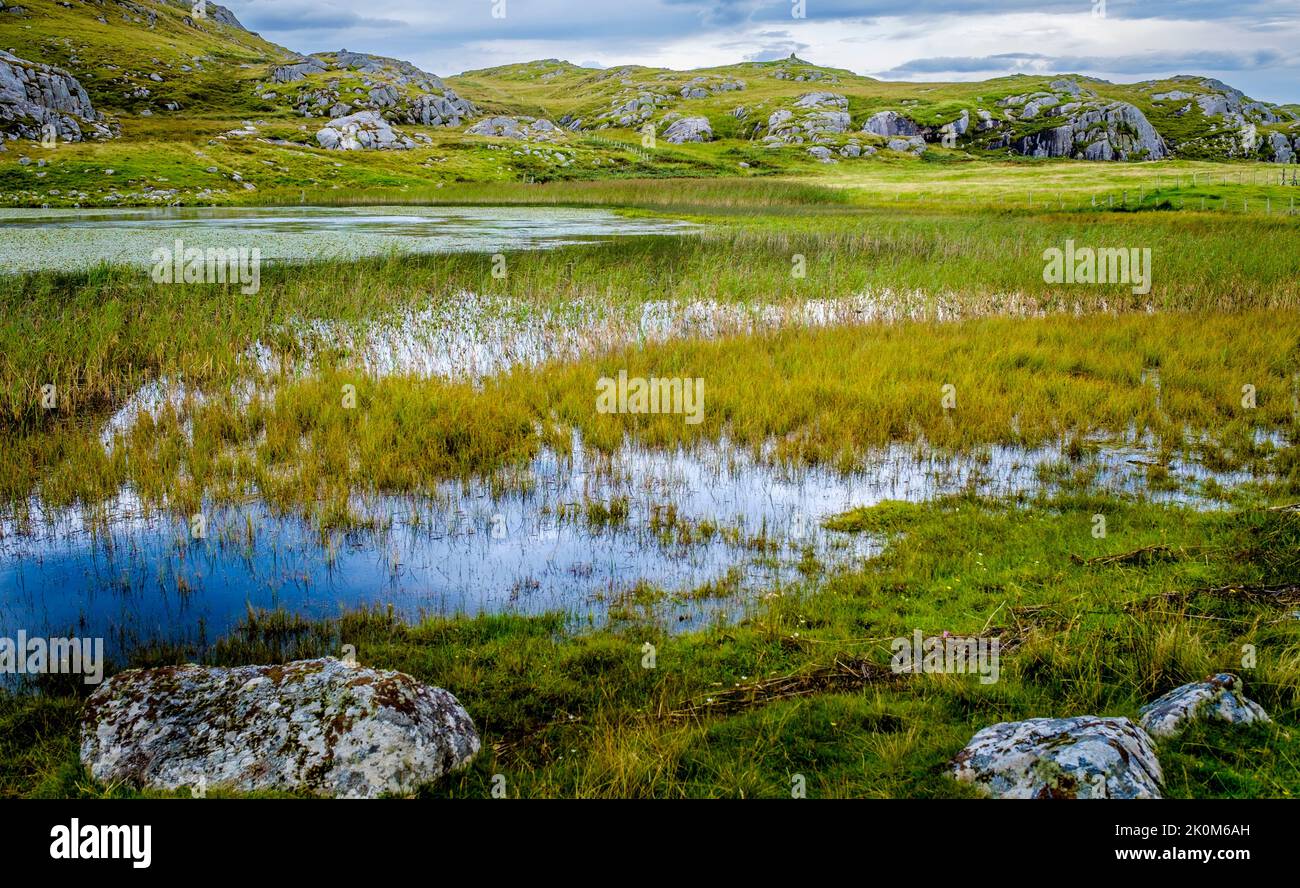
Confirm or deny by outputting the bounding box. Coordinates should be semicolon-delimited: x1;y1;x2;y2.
0;0;1297;207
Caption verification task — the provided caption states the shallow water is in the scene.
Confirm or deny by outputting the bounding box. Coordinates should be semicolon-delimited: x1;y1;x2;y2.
0;429;1258;659
0;205;694;273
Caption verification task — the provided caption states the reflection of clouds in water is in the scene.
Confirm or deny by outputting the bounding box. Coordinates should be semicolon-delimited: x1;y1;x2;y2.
266;290;1063;383
0;429;1267;659
0;206;695;274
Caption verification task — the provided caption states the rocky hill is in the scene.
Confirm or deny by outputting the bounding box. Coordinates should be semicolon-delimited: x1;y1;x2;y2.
448;56;1299;164
0;0;1297;205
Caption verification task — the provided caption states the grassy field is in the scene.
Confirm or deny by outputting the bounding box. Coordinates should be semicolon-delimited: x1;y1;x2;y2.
2;169;1299;798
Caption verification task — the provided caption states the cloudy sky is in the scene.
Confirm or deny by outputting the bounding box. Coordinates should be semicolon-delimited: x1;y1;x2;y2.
222;0;1300;103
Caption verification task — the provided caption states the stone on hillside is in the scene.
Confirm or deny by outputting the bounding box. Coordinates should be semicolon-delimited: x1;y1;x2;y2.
272;58;328;83
0;50;117;142
940;109;970;138
1013;101;1167;160
1268;132;1296;164
863;109;923;137
465;115;561;141
886;136;926;155
315;110;411;150
80;658;479;798
1139;673;1271;740
794;91;848;110
952;716;1163;799
663;116;712;143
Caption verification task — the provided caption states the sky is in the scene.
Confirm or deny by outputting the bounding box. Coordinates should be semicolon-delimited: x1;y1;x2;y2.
221;0;1300;104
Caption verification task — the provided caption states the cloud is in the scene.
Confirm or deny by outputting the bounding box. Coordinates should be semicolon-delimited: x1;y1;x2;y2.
877;48;1295;79
234;0;404;32
743;42;811;62
220;0;1300;102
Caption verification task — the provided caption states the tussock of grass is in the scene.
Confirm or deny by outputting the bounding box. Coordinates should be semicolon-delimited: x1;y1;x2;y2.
9;307;1296;522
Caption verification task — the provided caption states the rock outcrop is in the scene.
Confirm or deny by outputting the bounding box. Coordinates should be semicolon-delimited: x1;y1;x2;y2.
764;92;850;145
1011;101;1168;160
663;116;712;143
269;50;476;128
271;57;327;84
0;50;116;142
466;115;561;141
863;110;924;138
1139;673;1271;740
315;110;413;150
952;716;1163;799
1268;131;1299;164
80;657;479;798
887;136;927;155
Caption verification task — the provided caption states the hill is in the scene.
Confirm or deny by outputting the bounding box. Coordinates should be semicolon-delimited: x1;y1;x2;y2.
0;0;1298;207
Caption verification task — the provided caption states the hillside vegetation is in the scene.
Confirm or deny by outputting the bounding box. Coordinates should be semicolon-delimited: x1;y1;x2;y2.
0;0;1298;207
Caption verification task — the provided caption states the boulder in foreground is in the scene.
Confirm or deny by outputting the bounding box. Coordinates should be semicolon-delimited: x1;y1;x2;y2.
80;657;479;798
952;716;1163;798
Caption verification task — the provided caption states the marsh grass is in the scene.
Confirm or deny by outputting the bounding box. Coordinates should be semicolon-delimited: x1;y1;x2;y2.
4;201;1298;428
7;306;1297;522
6;493;1298;798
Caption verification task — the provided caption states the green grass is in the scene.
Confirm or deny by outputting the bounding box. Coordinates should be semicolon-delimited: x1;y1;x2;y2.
4;188;1299;522
5;492;1298;798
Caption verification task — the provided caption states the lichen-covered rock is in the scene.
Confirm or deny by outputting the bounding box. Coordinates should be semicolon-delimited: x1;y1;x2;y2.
0;50;117;142
315;110;412;150
80;658;479;798
1139;673;1271;740
886;136;926;155
466;115;561;141
663;115;712;143
271;50;476;127
952;716;1163;799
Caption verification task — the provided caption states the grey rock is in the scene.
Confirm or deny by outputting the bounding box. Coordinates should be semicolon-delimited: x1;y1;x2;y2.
0;50;117;142
1014;101;1167;160
794;91;848;110
1020;95;1059;119
863;110;923;137
1268;132;1295;164
952;716;1163;799
886;136;926;155
80;658;479;798
271;58;327;84
315;110;409;150
465;115;561;141
1139;673;1271;740
764;96;850;144
663;116;712;143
